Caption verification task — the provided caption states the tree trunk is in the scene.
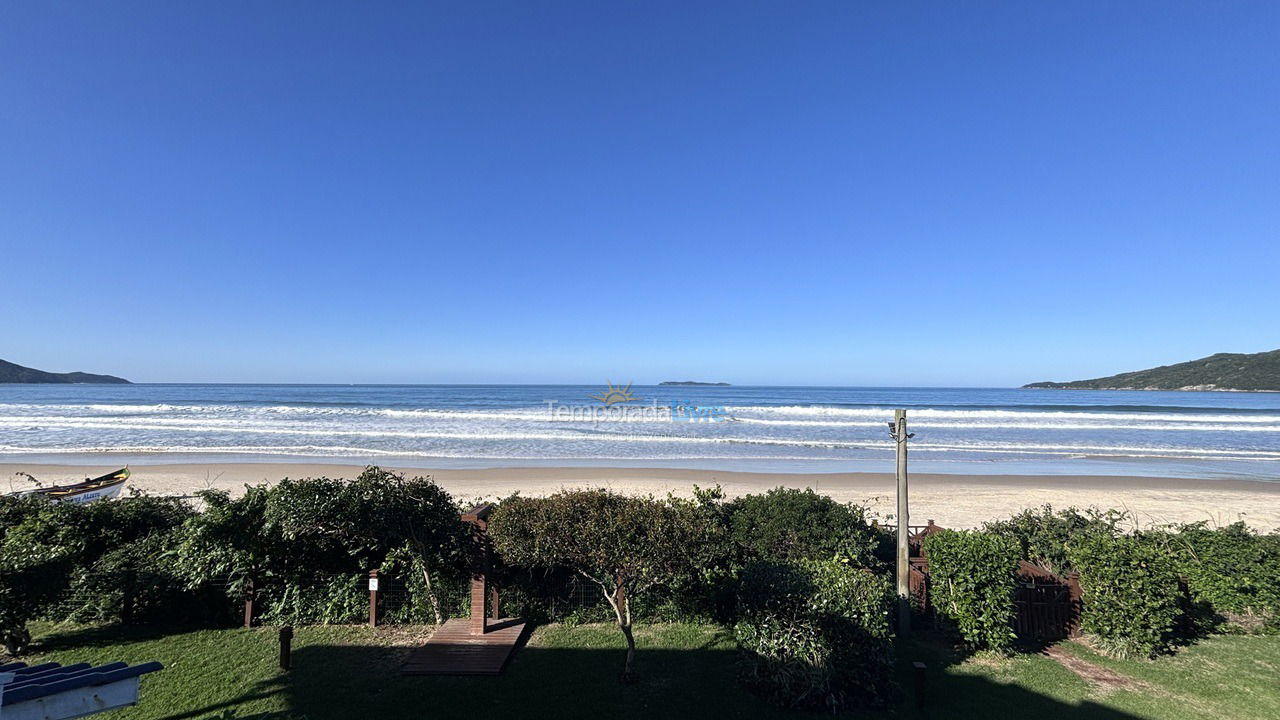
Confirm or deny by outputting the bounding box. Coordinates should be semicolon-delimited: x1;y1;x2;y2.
420;563;444;625
619;622;637;682
602;582;637;683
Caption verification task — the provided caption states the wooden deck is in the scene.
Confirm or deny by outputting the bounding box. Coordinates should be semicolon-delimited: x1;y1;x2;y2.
401;618;528;676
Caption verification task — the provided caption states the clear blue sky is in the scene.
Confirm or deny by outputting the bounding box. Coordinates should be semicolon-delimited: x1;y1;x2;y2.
2;2;1277;385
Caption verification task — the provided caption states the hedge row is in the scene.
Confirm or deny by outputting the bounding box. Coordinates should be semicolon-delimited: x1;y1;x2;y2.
1168;521;1280;631
980;506;1280;657
1067;534;1183;658
922;529;1021;651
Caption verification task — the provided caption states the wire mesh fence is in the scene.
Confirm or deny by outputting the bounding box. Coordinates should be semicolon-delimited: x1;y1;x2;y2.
44;564;620;630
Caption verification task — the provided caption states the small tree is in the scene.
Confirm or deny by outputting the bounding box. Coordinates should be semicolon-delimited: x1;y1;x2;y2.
488;489;719;680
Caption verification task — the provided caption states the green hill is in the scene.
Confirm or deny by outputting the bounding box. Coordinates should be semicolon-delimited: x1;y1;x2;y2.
1024;349;1280;392
0;358;131;384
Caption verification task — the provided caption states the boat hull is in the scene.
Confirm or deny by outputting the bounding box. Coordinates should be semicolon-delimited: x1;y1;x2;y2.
23;468;130;504
58;478;127;504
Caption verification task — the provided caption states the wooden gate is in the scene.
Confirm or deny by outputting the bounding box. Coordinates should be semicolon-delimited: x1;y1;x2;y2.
1013;561;1081;640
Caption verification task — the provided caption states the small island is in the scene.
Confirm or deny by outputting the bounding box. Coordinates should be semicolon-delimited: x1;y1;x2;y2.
1024;349;1280;392
659;380;731;386
0;358;131;384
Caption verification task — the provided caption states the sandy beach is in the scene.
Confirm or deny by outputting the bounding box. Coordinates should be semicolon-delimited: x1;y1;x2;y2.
5;462;1277;532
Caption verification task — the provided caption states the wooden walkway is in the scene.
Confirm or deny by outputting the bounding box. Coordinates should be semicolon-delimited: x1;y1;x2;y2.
401;618;528;676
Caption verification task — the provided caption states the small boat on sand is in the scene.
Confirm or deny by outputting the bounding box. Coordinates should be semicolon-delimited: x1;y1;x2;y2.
23;468;130;504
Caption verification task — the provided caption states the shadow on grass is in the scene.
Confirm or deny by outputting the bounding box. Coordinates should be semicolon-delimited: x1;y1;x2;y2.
245;638;1145;720
29;623;1151;720
153;681;287;720
30;622;197;653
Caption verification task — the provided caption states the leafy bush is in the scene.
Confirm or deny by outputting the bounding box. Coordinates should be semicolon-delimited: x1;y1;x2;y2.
983;505;1126;575
1163;522;1280;632
735;559;896;712
380;544;469;624
1067;534;1183;658
489;489;723;680
922;529;1020;650
174;484;274;599
0;492;191;653
175;467;468;626
54;530;204;625
261;575;368;625
265;468;470;624
726;487;886;567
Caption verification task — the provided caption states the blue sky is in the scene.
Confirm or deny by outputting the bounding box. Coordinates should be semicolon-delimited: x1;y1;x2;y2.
2;2;1277;385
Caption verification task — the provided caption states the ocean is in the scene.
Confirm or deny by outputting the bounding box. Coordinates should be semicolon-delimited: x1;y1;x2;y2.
1;384;1278;480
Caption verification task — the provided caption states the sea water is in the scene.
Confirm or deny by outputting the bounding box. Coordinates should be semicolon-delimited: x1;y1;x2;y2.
1;384;1277;480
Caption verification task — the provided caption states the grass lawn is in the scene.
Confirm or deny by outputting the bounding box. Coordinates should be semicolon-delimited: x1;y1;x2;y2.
14;621;1280;720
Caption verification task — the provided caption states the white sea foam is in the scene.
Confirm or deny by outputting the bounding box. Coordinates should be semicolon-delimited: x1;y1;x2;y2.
726;405;1280;424
4;390;1279;473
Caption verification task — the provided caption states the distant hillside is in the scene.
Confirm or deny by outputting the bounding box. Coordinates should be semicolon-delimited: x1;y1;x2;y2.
659;380;731;386
1024;349;1280;392
0;359;131;384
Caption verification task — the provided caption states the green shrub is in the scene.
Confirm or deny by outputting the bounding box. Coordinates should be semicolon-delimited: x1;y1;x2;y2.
1164;522;1280;632
726;488;886;567
983;505;1125;575
0;492;192;653
1152;517;1280;630
174;484;274;599
1068;534;1182;658
54;530;200;624
489;489;723;680
262;575;367;625
176;467;469;627
922;529;1020;650
735;559;896;712
380;544;469;624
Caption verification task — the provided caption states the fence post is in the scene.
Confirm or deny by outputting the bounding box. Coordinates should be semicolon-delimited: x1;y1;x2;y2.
470;575;488;635
121;568;136;625
243;578;255;629
461;504;497;635
1066;571;1083;637
913;661;927;709
279;626;293;671
369;569;380;628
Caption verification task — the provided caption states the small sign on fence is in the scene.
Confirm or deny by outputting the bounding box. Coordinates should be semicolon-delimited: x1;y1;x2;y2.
368;577;379;592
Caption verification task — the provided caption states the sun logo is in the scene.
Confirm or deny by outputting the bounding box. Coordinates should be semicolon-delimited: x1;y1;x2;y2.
591;381;636;406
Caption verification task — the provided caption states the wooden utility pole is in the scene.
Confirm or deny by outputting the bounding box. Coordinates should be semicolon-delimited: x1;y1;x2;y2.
893;409;911;636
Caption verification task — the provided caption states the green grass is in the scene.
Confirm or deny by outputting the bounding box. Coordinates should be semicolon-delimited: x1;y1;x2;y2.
14;622;1280;720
